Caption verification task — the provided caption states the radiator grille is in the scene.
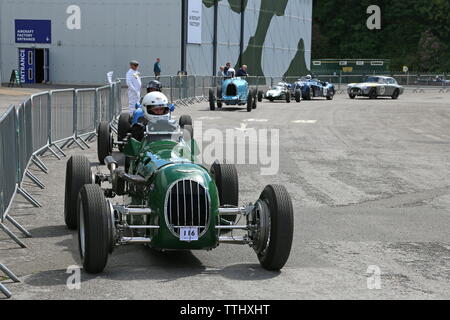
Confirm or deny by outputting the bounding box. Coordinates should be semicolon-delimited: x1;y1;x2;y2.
165;179;210;238
226;83;237;96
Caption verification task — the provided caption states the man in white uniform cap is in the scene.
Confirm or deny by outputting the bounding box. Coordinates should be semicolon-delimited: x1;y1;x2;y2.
126;60;142;113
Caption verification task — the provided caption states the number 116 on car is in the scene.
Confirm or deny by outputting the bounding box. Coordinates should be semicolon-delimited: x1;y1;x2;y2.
180;227;199;241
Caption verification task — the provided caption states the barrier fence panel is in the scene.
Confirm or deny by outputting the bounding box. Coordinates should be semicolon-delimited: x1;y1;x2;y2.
97;85;112;122
76;89;97;136
50;89;75;144
30;93;50;153
0;106;18;223
16;100;33;184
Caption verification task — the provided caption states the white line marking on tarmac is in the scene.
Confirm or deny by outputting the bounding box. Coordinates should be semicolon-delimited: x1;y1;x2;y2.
244;118;269;122
292;120;317;124
198;116;222;120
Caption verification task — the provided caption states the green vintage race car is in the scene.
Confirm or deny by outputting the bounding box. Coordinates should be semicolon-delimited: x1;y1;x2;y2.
64;130;294;274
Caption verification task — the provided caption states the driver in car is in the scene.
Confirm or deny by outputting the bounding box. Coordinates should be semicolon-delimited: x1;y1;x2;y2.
130;92;175;141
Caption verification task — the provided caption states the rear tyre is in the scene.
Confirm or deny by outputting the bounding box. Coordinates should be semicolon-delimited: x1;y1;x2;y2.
247;92;253;112
258;90;263;102
252;89;257;109
256;185;294;271
209;89;216;111
391;89;400;100
211;161;239;227
286;91;291;103
349;94;356;99
295;90;301;102
304;88;311;100
77;184;113;274
217;88;223;108
97;121;112;165
64;155;92;230
118;113;131;152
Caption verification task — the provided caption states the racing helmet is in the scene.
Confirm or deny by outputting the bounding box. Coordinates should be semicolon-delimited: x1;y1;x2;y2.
141;92;170;118
146;80;162;93
227;68;236;78
305;74;312;80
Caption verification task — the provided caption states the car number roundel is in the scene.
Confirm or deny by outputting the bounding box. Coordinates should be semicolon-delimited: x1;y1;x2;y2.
379;86;386;95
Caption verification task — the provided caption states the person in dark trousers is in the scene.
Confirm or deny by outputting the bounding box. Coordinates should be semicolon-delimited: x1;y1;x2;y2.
154;58;161;78
224;62;231;75
236;65;248;77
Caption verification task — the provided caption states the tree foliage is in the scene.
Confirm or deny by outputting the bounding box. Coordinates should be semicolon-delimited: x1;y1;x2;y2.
312;0;450;71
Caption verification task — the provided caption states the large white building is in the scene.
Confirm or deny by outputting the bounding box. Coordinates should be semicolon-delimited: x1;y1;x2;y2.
0;0;312;84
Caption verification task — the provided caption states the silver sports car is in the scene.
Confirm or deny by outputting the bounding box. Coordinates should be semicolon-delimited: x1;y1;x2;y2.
347;76;404;99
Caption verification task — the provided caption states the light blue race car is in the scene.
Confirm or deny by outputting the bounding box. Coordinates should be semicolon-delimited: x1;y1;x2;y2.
209;77;257;112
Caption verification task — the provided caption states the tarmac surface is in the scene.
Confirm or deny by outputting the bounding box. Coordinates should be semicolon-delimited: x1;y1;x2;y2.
1;91;450;300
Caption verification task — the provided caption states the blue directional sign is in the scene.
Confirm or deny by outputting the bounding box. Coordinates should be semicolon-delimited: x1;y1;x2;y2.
15;19;51;44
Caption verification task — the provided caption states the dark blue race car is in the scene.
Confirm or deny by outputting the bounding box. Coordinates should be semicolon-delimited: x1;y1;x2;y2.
292;76;335;100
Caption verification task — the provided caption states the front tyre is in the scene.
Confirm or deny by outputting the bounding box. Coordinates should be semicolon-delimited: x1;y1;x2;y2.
391;89;400;100
255;185;294;271
211;161;239;227
97;121;112;165
179;115;192;128
209;88;216;111
64;155;92;230
326;88;335;100
77;184;113;274
349;94;356;99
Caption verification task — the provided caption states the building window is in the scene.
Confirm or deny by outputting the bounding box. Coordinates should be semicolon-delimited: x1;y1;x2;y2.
371;61;384;66
339;61;348;66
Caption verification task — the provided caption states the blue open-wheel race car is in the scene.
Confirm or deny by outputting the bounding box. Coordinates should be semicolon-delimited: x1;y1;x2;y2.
209;75;257;112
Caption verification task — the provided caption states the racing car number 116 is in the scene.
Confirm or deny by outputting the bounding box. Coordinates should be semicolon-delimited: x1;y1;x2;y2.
180;227;199;241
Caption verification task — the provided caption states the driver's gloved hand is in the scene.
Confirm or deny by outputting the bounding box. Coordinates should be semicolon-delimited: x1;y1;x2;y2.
130;122;146;141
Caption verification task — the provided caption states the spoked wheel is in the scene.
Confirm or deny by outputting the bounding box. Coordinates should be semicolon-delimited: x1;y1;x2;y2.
64;155;93;230
247;92;253;112
97;121;112;164
250;185;294;271
77;184;114;274
118;112;131;152
209;89;216;110
211;161;239;229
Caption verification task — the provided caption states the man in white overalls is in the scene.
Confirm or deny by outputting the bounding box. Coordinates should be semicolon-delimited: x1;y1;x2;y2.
126;60;142;113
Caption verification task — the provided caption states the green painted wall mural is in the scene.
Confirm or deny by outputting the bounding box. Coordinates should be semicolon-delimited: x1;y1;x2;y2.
198;0;311;77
